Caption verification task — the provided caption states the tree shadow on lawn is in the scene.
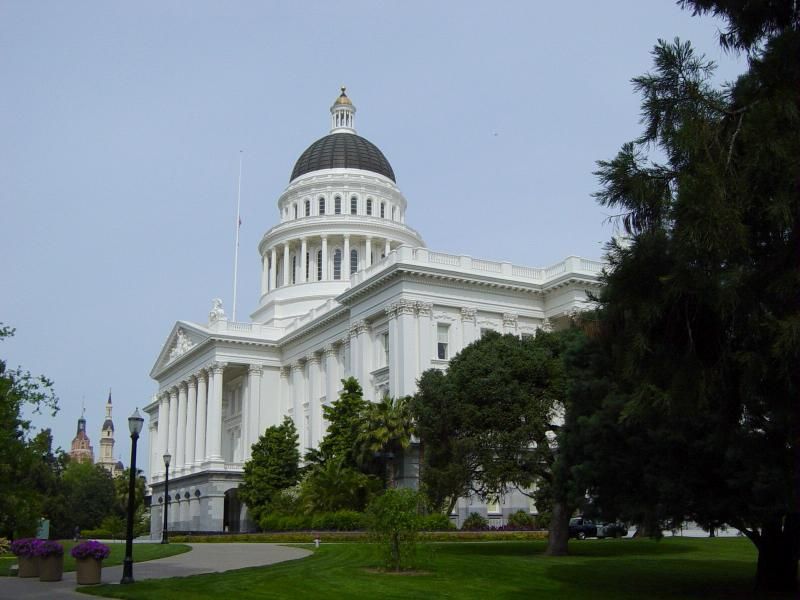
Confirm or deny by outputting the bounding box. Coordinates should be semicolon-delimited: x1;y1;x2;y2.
438;539;696;560
544;557;787;600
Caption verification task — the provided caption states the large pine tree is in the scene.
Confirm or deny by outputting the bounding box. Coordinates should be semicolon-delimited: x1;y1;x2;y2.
571;1;798;591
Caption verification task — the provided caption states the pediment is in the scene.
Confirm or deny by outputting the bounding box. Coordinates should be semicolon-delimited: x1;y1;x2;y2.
150;321;209;377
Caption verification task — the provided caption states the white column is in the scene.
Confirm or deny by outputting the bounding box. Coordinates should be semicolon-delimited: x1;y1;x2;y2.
462;307;477;346
321;236;328;280
283;242;290;286
386;306;399;395
176;382;188;471
157;392;169;477
195;371;208;464
349;324;361;386
185;378;197;468
291;362;304;433
280;367;290;414
396;299;418;396
324;345;338;405
247;364;263;455
270;247;277;290
260;255;268;295
306;355;320;448
343;235;350;279
365;236;372;268
207;362;225;463
417;302;433;371
299;238;307;284
384;238;391;257
168;388;178;459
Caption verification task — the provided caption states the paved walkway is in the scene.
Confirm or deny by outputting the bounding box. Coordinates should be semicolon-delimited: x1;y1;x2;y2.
0;543;312;599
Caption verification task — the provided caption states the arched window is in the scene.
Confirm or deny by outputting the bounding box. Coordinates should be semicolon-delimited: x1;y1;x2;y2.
319;197;325;215
334;196;341;214
317;250;323;281
350;248;359;274
380;202;385;218
366;198;373;216
292;255;297;284
333;249;342;280
350;196;358;215
304;200;310;216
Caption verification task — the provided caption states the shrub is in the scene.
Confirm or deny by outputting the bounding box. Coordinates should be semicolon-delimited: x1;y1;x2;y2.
418;513;456;531
311;511;365;531
259;513;313;532
507;510;537;530
461;512;489;531
0;537;9;555
366;488;422;572
80;528;113;539
71;540;111;560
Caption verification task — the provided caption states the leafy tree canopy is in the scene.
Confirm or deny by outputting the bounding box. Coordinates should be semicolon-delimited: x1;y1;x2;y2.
238;416;300;523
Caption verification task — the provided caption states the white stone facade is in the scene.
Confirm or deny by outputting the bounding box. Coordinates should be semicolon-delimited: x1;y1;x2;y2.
145;90;603;534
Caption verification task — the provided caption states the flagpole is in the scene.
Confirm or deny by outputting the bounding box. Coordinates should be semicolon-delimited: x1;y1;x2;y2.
232;150;243;322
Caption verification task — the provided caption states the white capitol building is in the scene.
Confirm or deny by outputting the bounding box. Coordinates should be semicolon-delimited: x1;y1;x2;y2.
145;89;603;534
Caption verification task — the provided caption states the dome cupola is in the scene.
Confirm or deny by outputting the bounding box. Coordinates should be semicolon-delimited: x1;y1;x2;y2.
290;88;396;183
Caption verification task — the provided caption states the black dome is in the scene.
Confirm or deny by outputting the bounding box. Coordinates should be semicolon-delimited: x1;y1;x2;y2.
291;133;395;182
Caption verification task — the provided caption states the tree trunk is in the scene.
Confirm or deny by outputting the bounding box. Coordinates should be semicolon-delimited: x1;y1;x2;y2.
754;515;799;593
545;501;570;556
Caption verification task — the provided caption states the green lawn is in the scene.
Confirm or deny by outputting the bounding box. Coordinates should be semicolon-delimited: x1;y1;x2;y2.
0;542;189;576
79;537;792;599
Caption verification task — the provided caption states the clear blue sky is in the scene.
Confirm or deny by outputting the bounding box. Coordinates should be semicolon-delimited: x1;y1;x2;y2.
0;1;745;474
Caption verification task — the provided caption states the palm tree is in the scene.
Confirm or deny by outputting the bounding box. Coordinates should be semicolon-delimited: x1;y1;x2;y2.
356;395;415;487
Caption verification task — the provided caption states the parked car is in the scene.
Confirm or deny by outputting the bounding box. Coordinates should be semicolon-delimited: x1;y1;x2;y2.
597;521;628;538
568;517;597;539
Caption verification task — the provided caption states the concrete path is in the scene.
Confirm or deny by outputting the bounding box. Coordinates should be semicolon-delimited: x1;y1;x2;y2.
0;543;312;599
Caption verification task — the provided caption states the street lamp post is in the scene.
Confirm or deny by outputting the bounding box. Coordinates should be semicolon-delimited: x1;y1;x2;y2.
121;408;144;585
161;453;171;544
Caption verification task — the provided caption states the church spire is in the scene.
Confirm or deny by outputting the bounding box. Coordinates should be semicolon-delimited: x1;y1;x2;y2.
330;86;356;134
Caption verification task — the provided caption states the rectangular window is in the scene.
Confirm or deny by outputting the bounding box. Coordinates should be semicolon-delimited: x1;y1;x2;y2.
351;197;358;214
382;332;390;365
305;252;310;280
317;251;323;281
380;202;385;218
437;324;449;360
366;198;372;215
487;497;500;514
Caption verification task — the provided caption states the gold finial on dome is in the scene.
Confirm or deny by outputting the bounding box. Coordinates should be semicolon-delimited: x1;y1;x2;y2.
334;86;352;105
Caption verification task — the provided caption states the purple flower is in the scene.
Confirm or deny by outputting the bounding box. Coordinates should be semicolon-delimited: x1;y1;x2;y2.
71;540;111;561
10;538;38;558
30;540;64;558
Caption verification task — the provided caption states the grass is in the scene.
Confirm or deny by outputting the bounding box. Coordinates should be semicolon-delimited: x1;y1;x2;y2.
0;541;190;576
78;537;794;599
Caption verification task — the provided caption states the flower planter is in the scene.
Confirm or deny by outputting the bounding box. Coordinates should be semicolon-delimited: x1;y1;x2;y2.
75;557;103;585
38;555;64;582
17;556;39;578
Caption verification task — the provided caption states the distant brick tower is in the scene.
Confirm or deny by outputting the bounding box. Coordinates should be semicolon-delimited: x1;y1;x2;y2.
97;391;120;476
69;406;94;464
